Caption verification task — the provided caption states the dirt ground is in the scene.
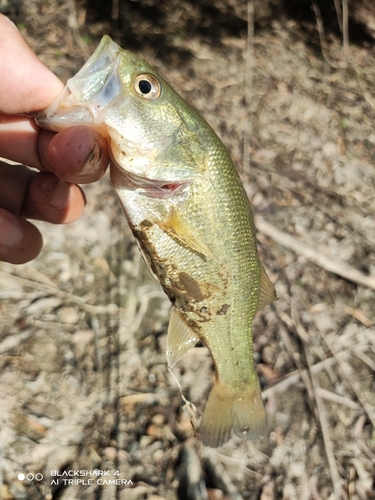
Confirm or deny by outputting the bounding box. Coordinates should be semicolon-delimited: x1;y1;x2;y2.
1;1;375;499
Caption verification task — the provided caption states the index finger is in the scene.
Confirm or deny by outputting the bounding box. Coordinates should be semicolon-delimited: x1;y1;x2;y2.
0;114;47;170
0;117;109;181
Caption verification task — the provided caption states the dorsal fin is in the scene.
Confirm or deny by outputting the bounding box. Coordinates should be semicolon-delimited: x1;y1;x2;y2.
257;263;277;311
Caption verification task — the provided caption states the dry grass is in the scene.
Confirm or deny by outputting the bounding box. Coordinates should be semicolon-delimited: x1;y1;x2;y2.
1;1;375;499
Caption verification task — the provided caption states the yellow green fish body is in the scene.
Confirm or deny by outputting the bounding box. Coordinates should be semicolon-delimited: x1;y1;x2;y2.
37;36;276;447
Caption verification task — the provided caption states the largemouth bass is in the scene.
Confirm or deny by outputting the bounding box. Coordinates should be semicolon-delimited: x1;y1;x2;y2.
37;36;276;447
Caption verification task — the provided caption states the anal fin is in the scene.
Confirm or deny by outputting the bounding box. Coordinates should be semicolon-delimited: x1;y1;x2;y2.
167;307;199;368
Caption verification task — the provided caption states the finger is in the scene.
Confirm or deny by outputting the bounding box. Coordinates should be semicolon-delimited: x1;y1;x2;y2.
0;114;42;169
0;15;63;114
23;172;86;223
0;163;86;224
0;161;32;214
0;117;109;180
0;208;43;264
39;126;109;183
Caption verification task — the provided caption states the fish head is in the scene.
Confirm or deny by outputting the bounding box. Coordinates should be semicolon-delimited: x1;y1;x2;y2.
37;36;206;190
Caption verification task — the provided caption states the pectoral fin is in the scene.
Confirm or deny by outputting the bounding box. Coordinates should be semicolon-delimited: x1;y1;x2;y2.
157;207;215;260
167;307;199;368
257;263;277;311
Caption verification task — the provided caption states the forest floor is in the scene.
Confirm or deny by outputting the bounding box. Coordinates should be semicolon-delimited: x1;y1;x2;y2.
1;1;375;499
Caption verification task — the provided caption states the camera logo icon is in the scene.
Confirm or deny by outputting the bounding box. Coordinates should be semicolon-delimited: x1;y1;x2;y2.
18;473;44;481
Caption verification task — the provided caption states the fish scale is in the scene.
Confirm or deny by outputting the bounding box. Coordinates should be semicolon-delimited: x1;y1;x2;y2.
36;35;277;447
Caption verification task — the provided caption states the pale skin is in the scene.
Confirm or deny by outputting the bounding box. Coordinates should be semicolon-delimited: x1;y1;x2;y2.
0;14;109;264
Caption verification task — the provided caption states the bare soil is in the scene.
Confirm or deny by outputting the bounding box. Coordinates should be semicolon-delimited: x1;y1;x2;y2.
1;1;375;499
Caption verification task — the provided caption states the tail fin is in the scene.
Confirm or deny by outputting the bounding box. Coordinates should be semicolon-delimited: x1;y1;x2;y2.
200;381;267;448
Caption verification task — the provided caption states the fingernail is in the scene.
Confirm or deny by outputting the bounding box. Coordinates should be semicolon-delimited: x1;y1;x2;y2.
0;211;23;247
79;141;102;176
49;180;71;209
38;179;70;210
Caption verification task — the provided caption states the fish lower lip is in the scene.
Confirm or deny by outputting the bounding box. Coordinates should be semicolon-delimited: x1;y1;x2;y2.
159;183;182;191
137;182;185;199
118;169;186;198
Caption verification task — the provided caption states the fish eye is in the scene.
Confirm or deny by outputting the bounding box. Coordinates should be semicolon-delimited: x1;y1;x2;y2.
134;74;161;100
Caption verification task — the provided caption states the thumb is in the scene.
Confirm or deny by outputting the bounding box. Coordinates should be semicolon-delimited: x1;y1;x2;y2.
0;14;63;115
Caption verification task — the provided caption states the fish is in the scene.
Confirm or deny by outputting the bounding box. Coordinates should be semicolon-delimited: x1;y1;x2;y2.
36;35;277;448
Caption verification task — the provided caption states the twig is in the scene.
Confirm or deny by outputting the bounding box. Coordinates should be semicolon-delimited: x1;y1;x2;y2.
202;448;242;500
263;339;370;397
324;336;375;429
177;443;208;499
255;217;375;291
124;288;166;336
242;0;254;175
315;387;360;410
111;0;120;41
344;306;374;328
249;161;375;247
342;0;349;62
351;415;367;439
309;371;344;499
357;439;375;461
291;308;344;500
308;474;324;500
333;0;343;32
168;367;199;435
311;0;342;68
277;323;315;402
0;270;113;314
214;452;263;479
67;0;90;58
353;349;375;373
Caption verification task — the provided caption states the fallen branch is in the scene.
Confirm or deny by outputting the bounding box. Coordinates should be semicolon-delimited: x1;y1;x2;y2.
0;270;114;314
324;336;375;430
263;339;370;398
292;307;344;500
307;361;344;500
255;217;375;291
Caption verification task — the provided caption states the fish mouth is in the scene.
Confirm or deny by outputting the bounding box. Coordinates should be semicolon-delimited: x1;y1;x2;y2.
127;171;187;198
137;182;187;199
36;36;122;134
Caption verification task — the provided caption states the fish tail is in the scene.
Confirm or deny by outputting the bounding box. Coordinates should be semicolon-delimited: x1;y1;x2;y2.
200;380;267;448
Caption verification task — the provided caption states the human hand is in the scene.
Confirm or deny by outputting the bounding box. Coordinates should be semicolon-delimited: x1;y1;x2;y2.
0;15;109;264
